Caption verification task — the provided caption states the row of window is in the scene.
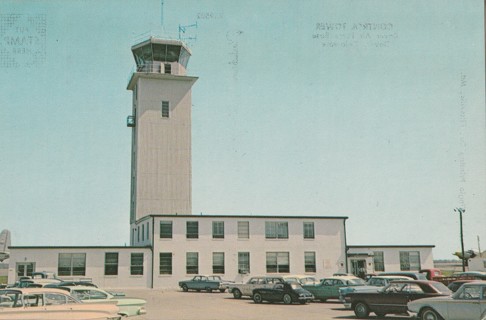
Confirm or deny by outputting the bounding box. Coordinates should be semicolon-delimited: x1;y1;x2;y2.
372;251;421;272
159;221;316;240
57;251;317;277
58;250;422;277
58;253;144;277
160;251;317;275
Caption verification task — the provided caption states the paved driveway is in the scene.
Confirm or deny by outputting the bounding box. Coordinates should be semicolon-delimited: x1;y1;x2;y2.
123;289;413;320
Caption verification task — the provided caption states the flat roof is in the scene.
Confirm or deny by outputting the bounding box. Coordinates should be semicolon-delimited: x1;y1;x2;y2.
9;246;151;250
348;245;435;248
131;37;192;55
135;214;348;224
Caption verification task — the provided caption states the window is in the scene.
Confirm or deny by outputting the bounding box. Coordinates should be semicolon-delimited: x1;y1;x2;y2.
213;252;225;274
237;221;249;239
104;253;118;276
400;251;421;271
130;253;144;275
238;252;250;274
161;101;169;118
160;221;173;239
146;222;149;240
159;253;172;275
142;224;145;241
58;253;86;276
212;221;224;239
186;252;198;274
164;63;171;74
186;221;199;239
265;222;288;239
266;252;290;273
373;251;385;272
303;222;315;239
304;252;316;273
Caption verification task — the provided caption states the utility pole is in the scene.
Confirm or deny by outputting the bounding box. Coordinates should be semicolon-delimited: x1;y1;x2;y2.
454;208;466;272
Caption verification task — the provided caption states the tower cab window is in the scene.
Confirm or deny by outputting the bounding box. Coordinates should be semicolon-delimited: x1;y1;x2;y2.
164;63;171;74
161;101;169;118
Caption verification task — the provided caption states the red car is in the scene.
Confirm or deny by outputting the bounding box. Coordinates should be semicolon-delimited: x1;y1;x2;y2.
343;280;451;318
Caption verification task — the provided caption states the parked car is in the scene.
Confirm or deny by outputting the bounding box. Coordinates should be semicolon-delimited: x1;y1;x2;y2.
452;271;486;280
15;278;62;288
344;280;452;318
0;288;121;320
302;276;366;302
179;275;227;293
283;275;318;285
57;286;146;317
227;275;284;299
419;268;443;280
408;281;486;320
377;271;427;280
252;282;314;304
338;275;412;306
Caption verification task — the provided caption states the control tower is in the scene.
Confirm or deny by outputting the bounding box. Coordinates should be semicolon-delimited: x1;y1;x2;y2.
127;38;198;225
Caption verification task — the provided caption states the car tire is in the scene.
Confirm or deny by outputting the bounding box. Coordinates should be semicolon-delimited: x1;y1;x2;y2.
420;308;443;320
233;289;242;299
253;293;263;304
283;294;292;305
181;284;188;292
320;299;327;302
354;302;370;319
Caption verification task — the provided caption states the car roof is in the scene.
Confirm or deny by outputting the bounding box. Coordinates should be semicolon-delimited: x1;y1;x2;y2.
323;276;360;280
457;281;486;287
0;287;70;294
371;275;412;279
65;286;105;291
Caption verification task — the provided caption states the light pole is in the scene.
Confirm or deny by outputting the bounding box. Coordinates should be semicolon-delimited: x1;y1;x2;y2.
454;208;466;272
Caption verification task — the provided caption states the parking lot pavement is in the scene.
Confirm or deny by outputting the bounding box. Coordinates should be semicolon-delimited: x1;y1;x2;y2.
122;289;413;320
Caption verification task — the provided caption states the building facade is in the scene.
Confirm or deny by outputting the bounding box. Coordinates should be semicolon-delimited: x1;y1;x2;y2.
347;245;435;277
9;215;348;288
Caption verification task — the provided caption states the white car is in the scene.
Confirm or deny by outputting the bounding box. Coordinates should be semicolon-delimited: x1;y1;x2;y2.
61;286;146;317
0;288;121;320
407;281;486;320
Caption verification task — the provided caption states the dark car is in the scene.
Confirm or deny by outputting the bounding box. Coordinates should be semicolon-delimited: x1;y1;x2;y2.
252;282;314;305
452;271;486;280
344;280;451;318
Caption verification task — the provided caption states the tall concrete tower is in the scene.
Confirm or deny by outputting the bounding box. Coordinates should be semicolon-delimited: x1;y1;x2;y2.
127;38;198;225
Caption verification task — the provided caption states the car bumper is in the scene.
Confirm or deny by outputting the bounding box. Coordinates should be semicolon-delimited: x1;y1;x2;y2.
343;302;352;309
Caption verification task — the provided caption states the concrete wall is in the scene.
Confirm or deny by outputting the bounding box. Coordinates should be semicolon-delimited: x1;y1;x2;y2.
134;215;348;288
8;247;152;289
347;246;435;275
130;74;197;224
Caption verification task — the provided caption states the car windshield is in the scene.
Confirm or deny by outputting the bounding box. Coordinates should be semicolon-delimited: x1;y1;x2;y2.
347;279;366;285
430;282;452;294
453;285;482;299
290;282;303;290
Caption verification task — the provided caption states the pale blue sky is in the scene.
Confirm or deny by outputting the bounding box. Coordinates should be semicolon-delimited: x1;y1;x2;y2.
1;0;484;259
